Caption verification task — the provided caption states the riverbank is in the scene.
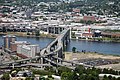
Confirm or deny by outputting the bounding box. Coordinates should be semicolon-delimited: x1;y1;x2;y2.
0;32;57;39
64;52;120;61
64;52;120;70
71;37;120;43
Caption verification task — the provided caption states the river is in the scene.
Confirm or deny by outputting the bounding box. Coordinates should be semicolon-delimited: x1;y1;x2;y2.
0;35;120;55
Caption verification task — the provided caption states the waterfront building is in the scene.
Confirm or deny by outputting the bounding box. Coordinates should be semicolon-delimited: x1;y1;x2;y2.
3;35;16;49
10;41;30;52
17;44;40;58
101;32;120;38
94;30;101;37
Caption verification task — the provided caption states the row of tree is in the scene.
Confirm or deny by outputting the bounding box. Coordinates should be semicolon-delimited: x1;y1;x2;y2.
2;65;120;80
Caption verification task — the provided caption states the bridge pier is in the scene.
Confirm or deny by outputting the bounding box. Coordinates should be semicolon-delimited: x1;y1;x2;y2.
50;44;58;52
63;35;70;51
12;63;14;69
40;57;44;64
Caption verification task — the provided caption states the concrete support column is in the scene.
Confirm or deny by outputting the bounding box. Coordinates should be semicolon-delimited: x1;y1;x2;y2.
38;59;41;63
54;27;55;34
29;60;32;63
47;27;49;33
58;27;61;34
41;57;43;64
56;52;59;63
54;45;57;50
36;58;38;63
40;57;44;69
67;35;70;43
12;63;14;69
50;47;54;52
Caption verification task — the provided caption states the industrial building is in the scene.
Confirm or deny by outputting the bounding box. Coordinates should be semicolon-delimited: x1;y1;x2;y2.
10;41;30;52
3;35;16;49
17;44;40;58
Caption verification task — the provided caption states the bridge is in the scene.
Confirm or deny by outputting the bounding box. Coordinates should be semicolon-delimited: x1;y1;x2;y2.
0;28;92;69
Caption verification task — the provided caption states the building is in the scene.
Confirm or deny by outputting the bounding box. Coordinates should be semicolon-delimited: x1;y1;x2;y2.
83;16;96;21
102;32;120;38
10;41;30;52
82;33;93;38
40;24;65;34
73;8;80;13
17;44;40;58
3;35;16;49
94;30;101;37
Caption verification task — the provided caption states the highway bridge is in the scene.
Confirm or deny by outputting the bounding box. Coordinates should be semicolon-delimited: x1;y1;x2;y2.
0;28;93;69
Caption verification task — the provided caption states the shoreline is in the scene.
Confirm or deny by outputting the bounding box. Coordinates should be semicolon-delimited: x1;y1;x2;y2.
65;51;120;55
1;32;120;43
71;38;120;43
0;32;57;39
64;52;120;70
64;52;120;60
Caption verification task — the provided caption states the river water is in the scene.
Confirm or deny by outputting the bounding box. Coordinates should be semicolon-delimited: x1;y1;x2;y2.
0;35;120;55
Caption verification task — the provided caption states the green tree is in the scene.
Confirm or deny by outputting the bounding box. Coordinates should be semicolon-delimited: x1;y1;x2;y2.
71;32;76;38
72;47;76;53
103;75;109;80
116;77;120;80
35;30;40;36
25;77;34;80
61;72;74;80
57;66;71;76
27;32;30;35
1;73;10;80
39;76;46;80
98;10;104;15
74;65;85;75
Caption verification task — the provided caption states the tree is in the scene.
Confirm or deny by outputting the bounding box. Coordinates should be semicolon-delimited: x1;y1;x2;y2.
71;32;76;38
25;77;34;80
98;10;104;15
27;32;30;35
57;66;71;76
39;77;46;80
75;65;85;75
103;75;109;80
61;72;74;80
1;73;10;80
2;27;6;33
72;47;76;53
23;73;28;77
116;77;120;80
0;52;3;56
35;30;40;36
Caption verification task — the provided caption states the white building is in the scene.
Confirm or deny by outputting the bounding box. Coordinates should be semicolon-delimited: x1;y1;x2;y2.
17;44;40;58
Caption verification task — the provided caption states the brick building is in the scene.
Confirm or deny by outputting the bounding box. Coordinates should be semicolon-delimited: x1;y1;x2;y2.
83;16;96;21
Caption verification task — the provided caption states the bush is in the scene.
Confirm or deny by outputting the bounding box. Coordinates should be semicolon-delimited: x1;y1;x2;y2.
35;31;40;36
72;47;76;53
27;32;30;35
31;69;52;75
1;73;10;80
